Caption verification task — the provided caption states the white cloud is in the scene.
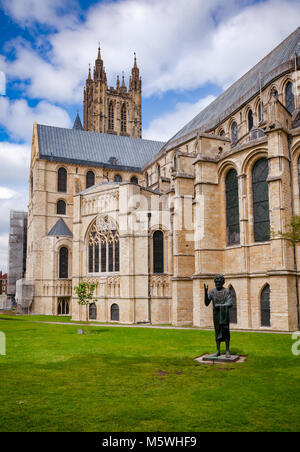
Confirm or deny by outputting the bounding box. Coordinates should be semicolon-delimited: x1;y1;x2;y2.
143;95;216;141
3;0;300;104
0;233;9;273
0;97;71;141
0;142;30;188
1;0;79;29
0;187;17;200
0;142;30;272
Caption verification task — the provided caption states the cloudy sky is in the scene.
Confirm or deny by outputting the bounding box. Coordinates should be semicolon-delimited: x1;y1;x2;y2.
0;0;300;272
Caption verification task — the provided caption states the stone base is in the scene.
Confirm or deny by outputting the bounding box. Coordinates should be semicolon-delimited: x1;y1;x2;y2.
203;354;240;363
195;354;246;364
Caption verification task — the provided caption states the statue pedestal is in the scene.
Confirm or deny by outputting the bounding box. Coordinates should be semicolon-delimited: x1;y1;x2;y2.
202;354;240;363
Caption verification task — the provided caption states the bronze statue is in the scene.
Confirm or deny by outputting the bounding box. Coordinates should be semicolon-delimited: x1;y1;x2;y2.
204;274;232;358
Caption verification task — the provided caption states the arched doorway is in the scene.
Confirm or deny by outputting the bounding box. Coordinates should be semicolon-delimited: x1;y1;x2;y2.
89;303;97;320
111;303;119;321
261;285;270;327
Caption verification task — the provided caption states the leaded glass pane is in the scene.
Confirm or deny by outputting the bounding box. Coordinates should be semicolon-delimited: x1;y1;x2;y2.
131;176;138;184
58;168;67;193
59;247;68;278
115;240;119;272
252;159;270;242
226;169;240;245
88;244;93;273
94;243;99;273
86;171;95;189
285;82;295;114
153;230;164;274
57;200;66;215
101;242;106;272
231;122;238;146
121;104;126;133
108;242;113;272
108;102;114;130
261;285;270;327
248;110;253;131
258;102;263;123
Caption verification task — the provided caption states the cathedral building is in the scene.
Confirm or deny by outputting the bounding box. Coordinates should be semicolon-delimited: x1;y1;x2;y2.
22;28;300;331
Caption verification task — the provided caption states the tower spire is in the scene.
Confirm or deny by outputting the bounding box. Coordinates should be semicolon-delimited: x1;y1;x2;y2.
97;42;101;60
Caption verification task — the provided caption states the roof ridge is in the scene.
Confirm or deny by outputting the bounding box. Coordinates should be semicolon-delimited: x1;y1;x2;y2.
164;26;300;149
37;123;165;145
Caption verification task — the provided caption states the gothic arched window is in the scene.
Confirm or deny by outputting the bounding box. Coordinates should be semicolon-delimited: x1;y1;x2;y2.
219;130;225;137
252;158;270;243
146;173;149;187
174;155;177;170
58;167;67;193
86;171;95;189
111;303;119;321
157;165;161;180
153;230;164;274
285;82;295;114
248;110;254;132
225;169;240;245
58;298;69;315
258;101;263;123
89;303;97;320
88;216;120;273
57;200;66;215
59;247;68;279
229;286;237;324
261;284;271;327
121;103;127;133
108;101;114;131
131;176;138;184
114;174;122;182
231;122;238;146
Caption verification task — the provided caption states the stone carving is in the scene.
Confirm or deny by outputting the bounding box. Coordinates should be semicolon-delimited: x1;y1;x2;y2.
96;214;117;232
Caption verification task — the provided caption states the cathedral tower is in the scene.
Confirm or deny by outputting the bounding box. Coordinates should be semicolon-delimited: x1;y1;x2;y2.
83;46;142;138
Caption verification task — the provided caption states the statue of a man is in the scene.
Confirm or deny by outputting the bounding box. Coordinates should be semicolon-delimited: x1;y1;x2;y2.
204;274;232;358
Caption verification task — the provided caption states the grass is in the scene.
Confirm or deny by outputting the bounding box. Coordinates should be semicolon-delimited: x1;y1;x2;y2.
0;314;72;323
0;318;299;432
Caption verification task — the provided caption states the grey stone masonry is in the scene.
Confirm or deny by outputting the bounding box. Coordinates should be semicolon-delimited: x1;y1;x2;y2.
7;210;28;299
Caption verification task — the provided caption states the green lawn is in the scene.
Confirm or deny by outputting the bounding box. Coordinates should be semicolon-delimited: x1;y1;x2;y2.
0;318;299;432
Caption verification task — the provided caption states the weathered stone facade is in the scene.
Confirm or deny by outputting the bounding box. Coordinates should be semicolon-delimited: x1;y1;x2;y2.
23;30;300;331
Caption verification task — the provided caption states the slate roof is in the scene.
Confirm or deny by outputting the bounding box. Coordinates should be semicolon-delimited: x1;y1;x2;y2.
37;124;165;171
163;27;300;151
47;218;73;237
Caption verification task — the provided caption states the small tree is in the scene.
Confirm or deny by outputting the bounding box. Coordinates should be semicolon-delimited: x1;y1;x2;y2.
271;215;300;330
74;281;98;334
271;215;300;244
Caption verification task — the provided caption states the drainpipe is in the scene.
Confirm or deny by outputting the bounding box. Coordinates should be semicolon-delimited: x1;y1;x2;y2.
287;134;300;331
148;212;152;324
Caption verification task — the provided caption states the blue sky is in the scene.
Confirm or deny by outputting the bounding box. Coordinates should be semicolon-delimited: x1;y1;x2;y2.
0;0;300;271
